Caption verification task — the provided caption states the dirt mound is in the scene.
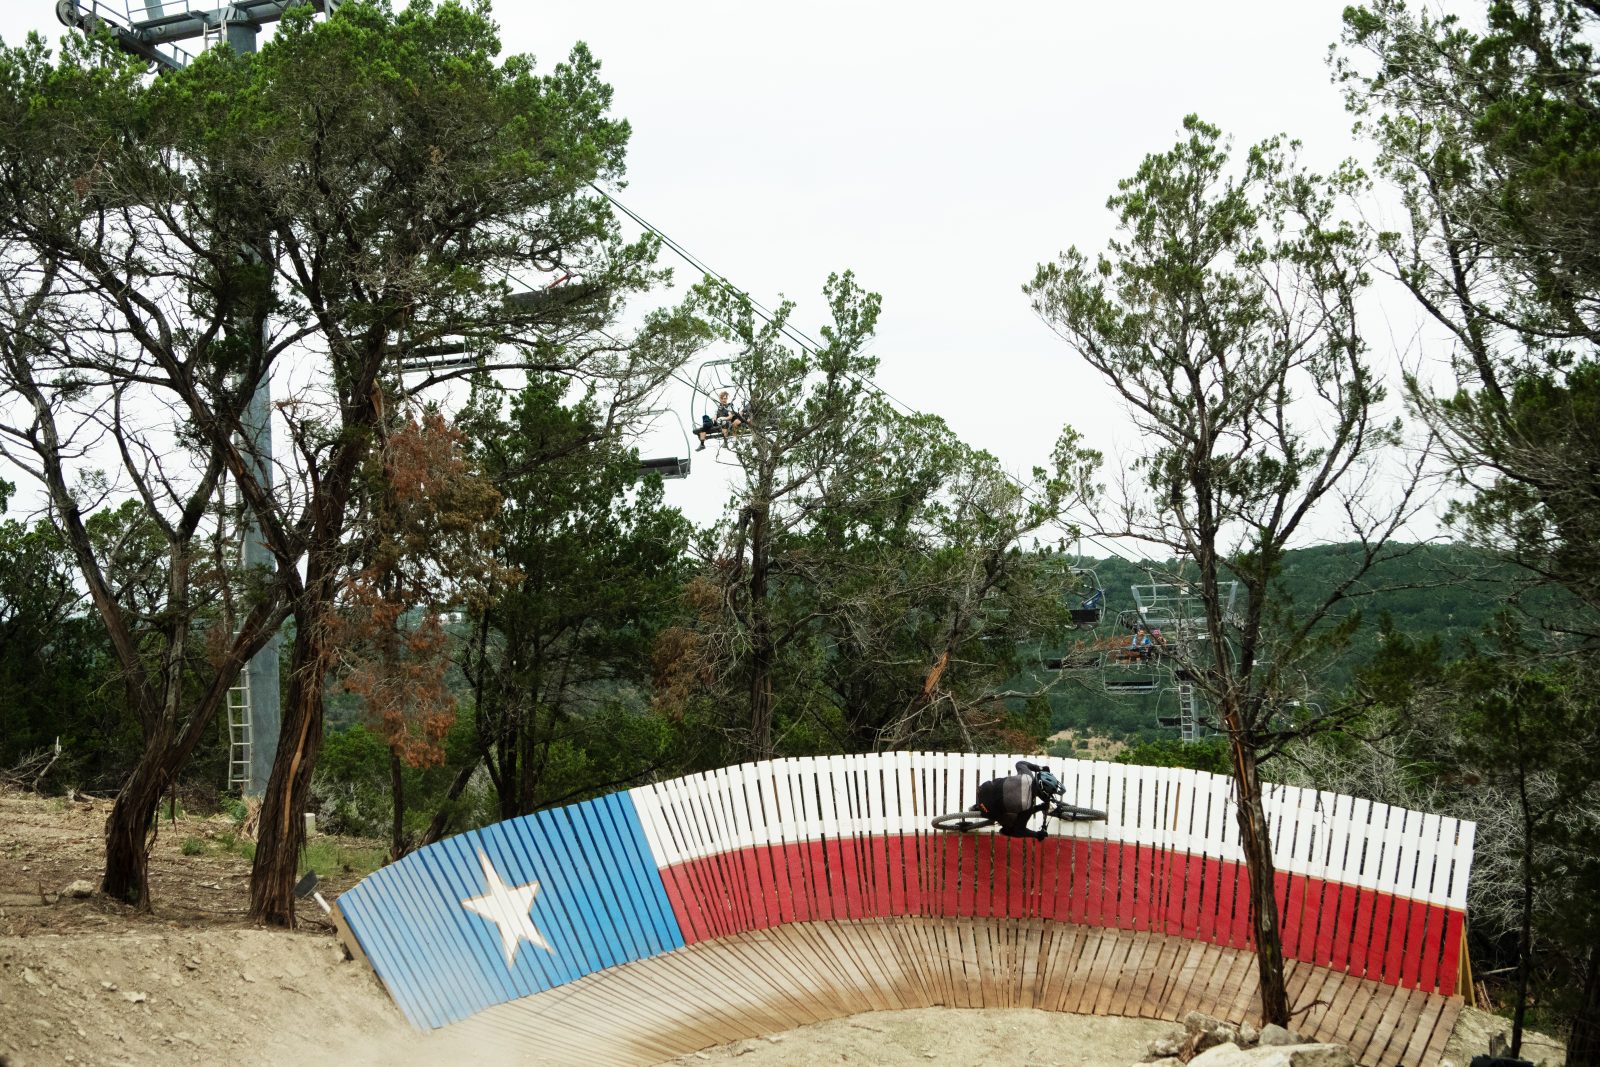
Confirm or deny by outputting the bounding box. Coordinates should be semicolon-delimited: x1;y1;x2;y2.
1;926;405;1066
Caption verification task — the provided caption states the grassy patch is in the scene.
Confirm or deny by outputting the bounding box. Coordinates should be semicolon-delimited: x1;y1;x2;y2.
299;837;386;880
217;830;255;862
179;836;205;856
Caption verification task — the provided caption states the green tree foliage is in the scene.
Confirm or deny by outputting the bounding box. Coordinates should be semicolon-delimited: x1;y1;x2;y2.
1038;542;1523;743
658;275;1098;759
1341;0;1600;621
0;32;295;905
1112;737;1232;776
1026;116;1411;1025
1341;2;1600;1055
0;484;115;782
459;376;695;820
0;1;692;922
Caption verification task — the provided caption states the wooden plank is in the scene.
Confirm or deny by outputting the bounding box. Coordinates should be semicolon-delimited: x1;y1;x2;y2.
1016;918;1043;1009
1134;936;1184;1019
1344;976;1395;1064
1118;933;1163;1019
836;917;898;1008
1396;991;1449;1067
756;921;847;1019
812;920;894;1013
779;918;861;1016
1194;941;1242;1019
1063;927;1108;1014
1093;930;1137;1016
1178;938;1223;1019
1317;971;1368;1048
1084;928;1128;1016
1221;948;1263;1025
677;934;817;1034
858;919;920;1011
879;918;936;1009
1359;983;1417;1067
914;915;956;1008
1419;996;1463;1067
1284;957;1318;1019
1161;939;1210;1020
975;914;1001;1007
1108;933;1153;1017
434;913;1471;1067
1295;962;1345;1039
1038;924;1080;1013
1373;986;1429;1067
1204;949;1254;1023
911;915;956;1007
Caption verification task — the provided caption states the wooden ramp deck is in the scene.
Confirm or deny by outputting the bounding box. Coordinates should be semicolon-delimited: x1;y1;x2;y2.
441;917;1463;1067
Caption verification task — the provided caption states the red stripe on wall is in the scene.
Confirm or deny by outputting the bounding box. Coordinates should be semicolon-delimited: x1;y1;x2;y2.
1437;909;1464;993
660;835;1465;994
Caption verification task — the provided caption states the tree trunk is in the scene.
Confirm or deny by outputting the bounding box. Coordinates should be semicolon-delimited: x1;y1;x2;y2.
248;622;327;926
747;502;775;760
490;702;518;822
389;749;407;861
1228;727;1290;1025
418;749;484;848
101;737;173;905
1568;943;1600;1067
1512;821;1535;1057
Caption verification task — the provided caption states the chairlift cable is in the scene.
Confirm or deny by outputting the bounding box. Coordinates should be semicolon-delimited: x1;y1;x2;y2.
588;182;1157;566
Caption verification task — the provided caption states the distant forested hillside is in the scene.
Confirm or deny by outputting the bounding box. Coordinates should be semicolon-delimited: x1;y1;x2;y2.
1034;542;1531;744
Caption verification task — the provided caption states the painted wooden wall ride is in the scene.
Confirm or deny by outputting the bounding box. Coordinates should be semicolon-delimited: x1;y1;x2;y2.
335;754;1475;1065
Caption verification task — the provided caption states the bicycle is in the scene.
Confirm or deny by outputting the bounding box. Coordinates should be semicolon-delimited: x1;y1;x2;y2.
930;766;1107;832
930;801;1107;832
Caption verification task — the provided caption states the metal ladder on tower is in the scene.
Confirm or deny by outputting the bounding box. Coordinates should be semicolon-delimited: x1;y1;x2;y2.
1175;676;1200;743
217;465;253;793
227;670;252;792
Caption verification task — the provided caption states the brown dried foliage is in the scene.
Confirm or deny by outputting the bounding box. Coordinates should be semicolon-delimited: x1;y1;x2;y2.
331;410;511;768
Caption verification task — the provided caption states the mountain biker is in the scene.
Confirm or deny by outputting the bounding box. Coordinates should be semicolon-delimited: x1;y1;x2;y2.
974;760;1060;840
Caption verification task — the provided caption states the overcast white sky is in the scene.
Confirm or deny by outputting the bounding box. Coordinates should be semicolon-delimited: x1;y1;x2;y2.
0;1;1475;547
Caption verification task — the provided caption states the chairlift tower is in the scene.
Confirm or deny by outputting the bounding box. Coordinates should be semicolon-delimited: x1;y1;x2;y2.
1131;579;1239;743
54;0;344;795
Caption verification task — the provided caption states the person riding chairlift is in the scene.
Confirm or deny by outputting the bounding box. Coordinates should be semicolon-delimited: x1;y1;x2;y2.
696;390;741;451
974;760;1061;839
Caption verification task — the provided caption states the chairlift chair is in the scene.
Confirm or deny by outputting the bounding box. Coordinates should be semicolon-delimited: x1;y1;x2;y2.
689;356;754;461
635;408;692;480
1068;568;1105;628
1154;686;1183;730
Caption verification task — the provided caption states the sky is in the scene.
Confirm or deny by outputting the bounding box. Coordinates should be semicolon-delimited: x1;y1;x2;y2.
0;0;1475;550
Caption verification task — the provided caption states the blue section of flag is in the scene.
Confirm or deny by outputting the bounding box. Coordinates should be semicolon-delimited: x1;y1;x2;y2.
337;790;685;1029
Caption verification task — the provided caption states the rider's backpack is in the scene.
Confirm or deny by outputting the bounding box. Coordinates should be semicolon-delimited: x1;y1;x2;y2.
978;773;1035;817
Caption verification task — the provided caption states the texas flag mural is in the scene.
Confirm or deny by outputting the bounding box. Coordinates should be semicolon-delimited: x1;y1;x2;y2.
335;789;684;1028
336;753;1474;1032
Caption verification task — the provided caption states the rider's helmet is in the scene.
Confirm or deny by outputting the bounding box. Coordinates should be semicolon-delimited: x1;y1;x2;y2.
1031;768;1061;800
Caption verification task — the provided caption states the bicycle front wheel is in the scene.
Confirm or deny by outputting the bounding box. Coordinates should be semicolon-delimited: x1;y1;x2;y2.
931;810;996;833
1049;803;1108;823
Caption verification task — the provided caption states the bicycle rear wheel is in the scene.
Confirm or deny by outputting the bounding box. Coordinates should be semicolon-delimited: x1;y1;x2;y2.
931;810;996;832
1049;803;1108;823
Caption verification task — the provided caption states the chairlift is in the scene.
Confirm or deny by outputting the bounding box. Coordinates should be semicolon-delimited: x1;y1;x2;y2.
690;357;740;426
635;409;692;480
1104;675;1160;695
1043;643;1100;671
689;356;754;461
1068;568;1105;628
1100;632;1163;693
387;272;602;375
